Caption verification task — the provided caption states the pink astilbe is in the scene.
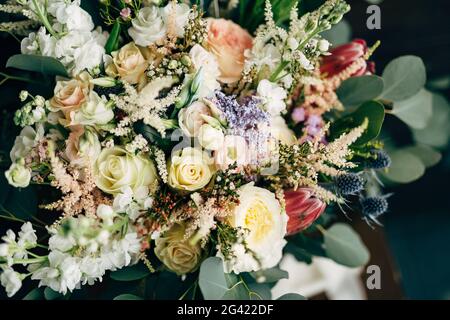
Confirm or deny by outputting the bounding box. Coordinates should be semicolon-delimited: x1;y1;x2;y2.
284;188;326;235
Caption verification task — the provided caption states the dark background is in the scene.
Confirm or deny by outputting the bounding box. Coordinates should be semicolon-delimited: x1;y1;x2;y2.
0;0;449;299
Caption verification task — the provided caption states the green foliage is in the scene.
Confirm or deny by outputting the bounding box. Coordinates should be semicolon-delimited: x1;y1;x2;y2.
6;54;68;78
380;149;425;184
113;293;144;300
337;75;384;110
22;288;44;300
198;257;229;300
322;19;351;46
105;20;121;54
110;262;151;281
392;89;433;129
402;145;442;169
250;267;288;283
44;287;70;300
277;293;306;300
322;223;370;268
380;55;426;102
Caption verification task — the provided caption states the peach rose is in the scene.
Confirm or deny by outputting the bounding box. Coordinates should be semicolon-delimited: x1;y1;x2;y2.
49;72;92;119
65;125;84;164
206;18;253;84
106;42;149;86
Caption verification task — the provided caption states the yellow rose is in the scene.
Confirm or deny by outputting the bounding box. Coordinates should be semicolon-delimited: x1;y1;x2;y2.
105;42;149;85
154;222;203;275
94;147;157;195
167;147;215;192
206;18;253;84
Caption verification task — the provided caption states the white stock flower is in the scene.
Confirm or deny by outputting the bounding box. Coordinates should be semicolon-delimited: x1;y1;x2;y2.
5;163;31;188
257;80;287;116
21;27;56;57
197;124;224;151
217;243;259;274
79;256;106;285
0;244;9;257
72;32;107;74
161;2;190;38
104;232;141;270
31;251;82;295
71;92;114;126
128;6;166;46
1;268;22;297
221;183;287;273
113;187;134;212
17;222;37;247
214;135;249;170
189;45;221;99
48;1;94;32
10;125;44;162
48;234;76;252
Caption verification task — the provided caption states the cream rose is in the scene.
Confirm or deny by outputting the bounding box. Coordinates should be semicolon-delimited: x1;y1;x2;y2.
94;147;157;195
161;2;190;38
49;72;92;119
206;19;253;84
270;116;297;146
70;92;114;126
197;124;224;151
106;42;149;85
65;126;101;166
128;6;166;46
5;162;31;188
178;101;212;137
222;183;288;273
214;135;249;170
167;147;215;192
189;45;220;99
154;222;203;275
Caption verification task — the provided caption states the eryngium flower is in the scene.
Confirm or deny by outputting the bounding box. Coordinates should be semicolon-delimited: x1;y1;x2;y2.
366;150;391;169
335;173;364;195
360;196;388;218
284;188;326;235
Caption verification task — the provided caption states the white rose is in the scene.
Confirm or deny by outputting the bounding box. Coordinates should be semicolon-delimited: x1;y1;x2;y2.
94;147;158;195
257;80;287;116
78;127;102;163
128;6;166;46
161;2;190;38
189;45;220;99
5;163;31;188
178;101;212;137
0;268;22;297
198;124;224;151
222;183;287;273
70;92;114;126
167;147;215;192
270;116;297;146
73;35;106;74
214;135;249;170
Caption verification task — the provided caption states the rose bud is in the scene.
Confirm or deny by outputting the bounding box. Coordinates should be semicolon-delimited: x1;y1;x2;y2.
320;39;374;77
284;188;326;235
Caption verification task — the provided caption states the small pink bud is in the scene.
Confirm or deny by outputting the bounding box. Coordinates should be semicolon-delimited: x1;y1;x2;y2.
120;7;132;19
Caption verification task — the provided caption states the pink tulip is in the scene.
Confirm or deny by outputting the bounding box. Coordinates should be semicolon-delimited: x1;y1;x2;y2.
320;39;375;78
284;188;326;235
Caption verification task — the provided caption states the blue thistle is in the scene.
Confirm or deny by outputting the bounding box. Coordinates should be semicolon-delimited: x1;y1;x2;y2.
360;196;388;218
366;150;391;169
335;173;364;195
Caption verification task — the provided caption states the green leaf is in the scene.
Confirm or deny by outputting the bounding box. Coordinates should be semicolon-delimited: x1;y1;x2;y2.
6;54;68;78
113;294;144;300
381;55;426;102
250;267;288;283
199;257;229;300
330;101;385;146
322;19;352;46
337;75;384;109
412;93;450;148
380;149;425;183
248;283;272;300
392;89;433;129
402;145;442;168
23;288;44;300
105;20;121;54
44;288;65;300
277;293;307;300
221;282;249;300
110;263;150;281
323;223;370;268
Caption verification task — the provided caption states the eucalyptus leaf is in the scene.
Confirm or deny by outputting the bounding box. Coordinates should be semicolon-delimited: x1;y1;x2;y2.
199;257;229;300
221;282;249;300
381;55;426;102
402;145;442;168
23;288;44;300
250;267;288;283
337;75;384;108
323;223;370;268
412;93;450;148
322;19;351;46
380;150;425;183
113;293;144;300
392;89;432;129
248;283;272;300
277;293;307;300
44;287;65;300
110;263;150;281
6;54;68;78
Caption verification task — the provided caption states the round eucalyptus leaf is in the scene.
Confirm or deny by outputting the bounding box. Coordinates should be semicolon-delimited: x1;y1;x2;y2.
110;263;150;281
23;288;44;300
277;293;307;300
392;89;432;129
324;223;370;268
402;145;442;168
381;55;426;102
250;267;288;283
113;294;144;300
337;75;384;108
221;282;249;300
322;19;351;46
199;257;229;300
248;283;272;300
381;150;425;183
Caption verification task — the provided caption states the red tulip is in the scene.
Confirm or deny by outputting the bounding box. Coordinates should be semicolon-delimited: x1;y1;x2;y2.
284;188;326;235
320;39;375;78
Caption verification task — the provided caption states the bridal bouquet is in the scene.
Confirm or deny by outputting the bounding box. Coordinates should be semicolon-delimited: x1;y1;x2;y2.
0;0;433;300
